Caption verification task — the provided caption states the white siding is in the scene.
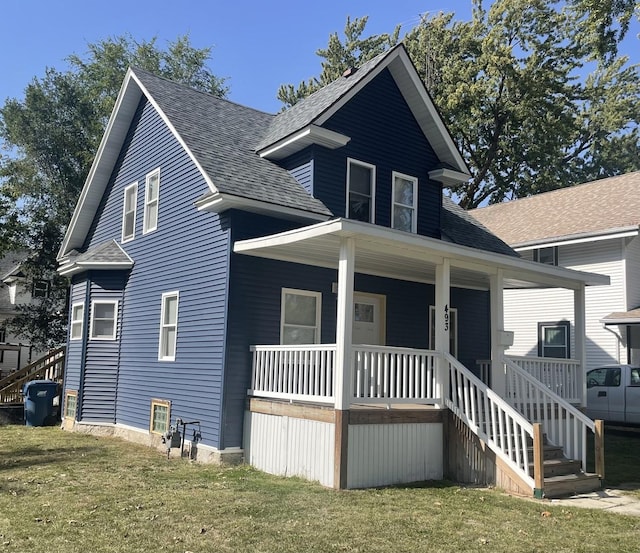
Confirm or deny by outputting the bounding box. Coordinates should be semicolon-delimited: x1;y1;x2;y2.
505;239;626;370
347;423;443;488
244;412;334;487
625;236;640;310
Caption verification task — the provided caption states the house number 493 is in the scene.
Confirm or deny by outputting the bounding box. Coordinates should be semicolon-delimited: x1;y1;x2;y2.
444;304;449;331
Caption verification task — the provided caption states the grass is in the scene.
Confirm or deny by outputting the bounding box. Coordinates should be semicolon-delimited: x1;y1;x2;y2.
1;427;640;553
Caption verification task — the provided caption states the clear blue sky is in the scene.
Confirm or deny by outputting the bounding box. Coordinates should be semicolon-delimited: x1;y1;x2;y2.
0;0;638;114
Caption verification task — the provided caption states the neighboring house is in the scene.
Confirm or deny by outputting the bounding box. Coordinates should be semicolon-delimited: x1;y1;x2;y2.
471;172;640;372
57;44;608;497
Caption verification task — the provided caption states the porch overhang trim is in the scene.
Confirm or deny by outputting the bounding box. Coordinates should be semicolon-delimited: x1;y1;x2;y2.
233;218;610;290
58;261;134;277
257;125;351;160
195;191;330;223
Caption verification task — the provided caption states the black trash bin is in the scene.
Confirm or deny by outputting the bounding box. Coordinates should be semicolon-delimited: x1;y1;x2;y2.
23;380;60;427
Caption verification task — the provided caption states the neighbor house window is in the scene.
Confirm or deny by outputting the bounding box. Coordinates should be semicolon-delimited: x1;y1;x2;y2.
281;288;321;345
150;399;171;434
538;321;570;358
143;168;160;234
347;159;375;223
64;390;78;419
122;182;138;242
392;172;418;233
429;305;458;357
159;292;179;361
90;300;118;340
0;327;5;342
32;280;50;298
533;246;558;266
70;302;84;341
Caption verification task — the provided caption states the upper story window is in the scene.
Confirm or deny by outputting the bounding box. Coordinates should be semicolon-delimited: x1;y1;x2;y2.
70;302;84;341
143;169;160;234
392;172;418;233
347;159;375;223
122;182;138;242
281;288;321;345
90;300;118;341
159;292;179;361
32;280;50;298
533;246;558;266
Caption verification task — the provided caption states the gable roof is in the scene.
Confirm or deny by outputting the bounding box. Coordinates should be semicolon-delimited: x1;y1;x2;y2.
0;252;26;314
470;172;640;248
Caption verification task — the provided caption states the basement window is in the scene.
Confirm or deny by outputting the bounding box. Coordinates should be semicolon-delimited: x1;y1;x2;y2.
64;390;78;420
150;399;171;434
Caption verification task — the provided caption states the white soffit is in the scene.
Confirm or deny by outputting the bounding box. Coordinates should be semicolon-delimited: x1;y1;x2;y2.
258;125;350;160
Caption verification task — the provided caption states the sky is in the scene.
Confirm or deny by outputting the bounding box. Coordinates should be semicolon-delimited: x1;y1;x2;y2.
0;1;639;114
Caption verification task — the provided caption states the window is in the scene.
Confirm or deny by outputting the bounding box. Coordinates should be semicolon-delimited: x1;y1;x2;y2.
429;306;458;357
70;303;84;341
538;321;570;358
392;172;417;233
587;367;621;388
122;182;138;242
64;390;78;419
281;288;321;345
159;292;179;361
32;280;50;298
347;159;375;223
0;327;5;342
143;169;160;234
533;246;558;266
90;300;118;340
150;399;171;434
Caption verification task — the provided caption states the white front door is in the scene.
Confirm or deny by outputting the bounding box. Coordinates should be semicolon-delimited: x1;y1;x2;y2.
352;293;385;345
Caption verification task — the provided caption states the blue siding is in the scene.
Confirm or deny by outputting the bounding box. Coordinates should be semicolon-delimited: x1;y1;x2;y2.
279;147;315;197
79;97;231;449
63;277;87;394
310;69;442;238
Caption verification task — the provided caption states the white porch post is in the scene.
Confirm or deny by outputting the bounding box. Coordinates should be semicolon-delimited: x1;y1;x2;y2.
574;283;587;406
490;269;506;396
435;259;451;405
334;237;355;410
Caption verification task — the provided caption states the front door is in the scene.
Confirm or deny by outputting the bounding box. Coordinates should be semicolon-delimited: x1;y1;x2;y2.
352;293;385;345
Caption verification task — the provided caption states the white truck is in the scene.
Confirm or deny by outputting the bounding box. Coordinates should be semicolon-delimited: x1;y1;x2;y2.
586;364;640;424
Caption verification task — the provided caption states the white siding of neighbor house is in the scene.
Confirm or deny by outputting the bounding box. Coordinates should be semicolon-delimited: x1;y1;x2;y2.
504;238;626;370
624;235;640;310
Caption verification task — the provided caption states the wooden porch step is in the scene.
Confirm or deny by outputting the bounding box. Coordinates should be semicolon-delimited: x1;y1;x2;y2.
527;443;564;461
529;457;582;478
543;473;601;499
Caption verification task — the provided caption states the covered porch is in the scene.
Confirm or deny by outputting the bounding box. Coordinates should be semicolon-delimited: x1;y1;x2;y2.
235;218;608;495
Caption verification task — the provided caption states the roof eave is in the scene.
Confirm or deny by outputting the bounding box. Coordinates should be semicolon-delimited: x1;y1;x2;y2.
257;125;350;160
513;226;640;250
58;261;134;277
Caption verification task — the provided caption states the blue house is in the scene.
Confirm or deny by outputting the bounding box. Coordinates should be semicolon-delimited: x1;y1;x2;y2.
57;45;608;497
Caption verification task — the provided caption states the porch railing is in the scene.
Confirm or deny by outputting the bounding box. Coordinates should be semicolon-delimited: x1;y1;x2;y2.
444;352;535;489
504;357;599;473
506;356;582;404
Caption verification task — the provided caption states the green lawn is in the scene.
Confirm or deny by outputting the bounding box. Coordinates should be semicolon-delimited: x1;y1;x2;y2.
1;426;639;553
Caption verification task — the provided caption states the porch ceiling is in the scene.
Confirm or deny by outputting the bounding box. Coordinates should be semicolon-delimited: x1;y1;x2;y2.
234;219;609;291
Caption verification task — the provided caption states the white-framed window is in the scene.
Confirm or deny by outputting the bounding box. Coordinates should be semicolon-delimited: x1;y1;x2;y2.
32;280;50;298
280;288;321;345
538;321;570;358
122;182;138;242
392;172;418;233
533;246;558;266
143;168;160;234
159;292;179;361
90;300;118;341
429;305;458;357
346;158;375;223
70;302;84;341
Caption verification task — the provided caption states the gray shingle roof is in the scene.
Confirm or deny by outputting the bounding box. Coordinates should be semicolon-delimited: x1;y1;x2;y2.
470;172;640;247
441;197;519;257
256;48;395;151
133;69;332;217
68;240;132;265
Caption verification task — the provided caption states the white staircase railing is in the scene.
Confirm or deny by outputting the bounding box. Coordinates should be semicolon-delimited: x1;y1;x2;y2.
506;356;582;403
444;353;535;490
504;357;595;471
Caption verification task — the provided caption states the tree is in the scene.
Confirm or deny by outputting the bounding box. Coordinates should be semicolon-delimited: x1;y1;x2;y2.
277;16;400;108
0;34;227;349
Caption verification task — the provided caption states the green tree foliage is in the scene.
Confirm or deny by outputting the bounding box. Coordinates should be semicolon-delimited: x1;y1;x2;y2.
279;2;639;208
0;34;226;349
277;16;400;108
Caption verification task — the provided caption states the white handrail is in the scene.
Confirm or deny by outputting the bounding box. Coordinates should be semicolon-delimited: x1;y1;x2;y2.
505;357;594;471
506;355;582;403
444;352;535;489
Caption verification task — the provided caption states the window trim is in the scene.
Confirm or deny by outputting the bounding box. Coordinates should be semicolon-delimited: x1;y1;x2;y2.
143;168;160;235
89;300;118;341
121;181;138;242
537;321;570;358
346;158;376;224
70;302;85;341
158;291;179;361
429;305;458;357
150;398;171;434
280;288;322;345
391;171;418;233
64;390;78;420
